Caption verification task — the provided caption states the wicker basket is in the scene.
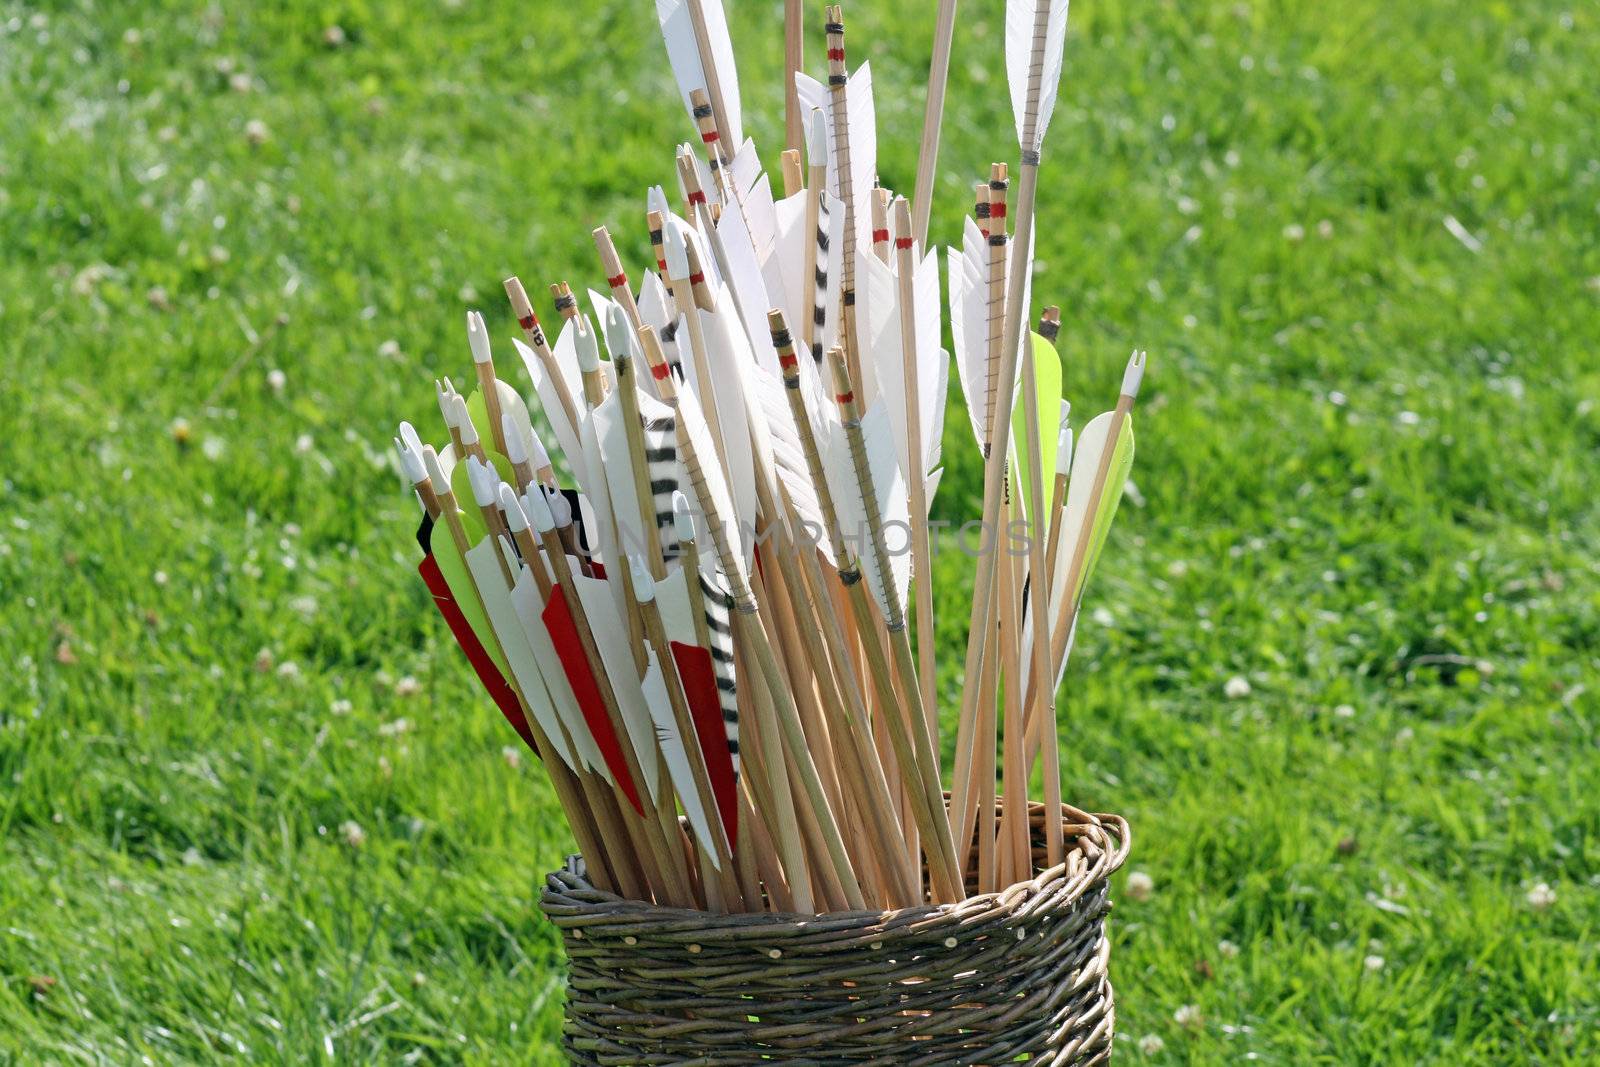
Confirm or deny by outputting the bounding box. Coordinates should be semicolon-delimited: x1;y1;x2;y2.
540;800;1129;1065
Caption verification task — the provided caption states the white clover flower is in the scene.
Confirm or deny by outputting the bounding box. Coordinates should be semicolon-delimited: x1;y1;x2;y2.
1526;882;1556;910
266;368;287;393
394;675;421;698
1126;870;1154;902
1174;1003;1203;1029
1218;939;1239;959
1224;675;1252;699
1137;1034;1165;1055
339;820;366;847
1363;955;1385;972
502;746;523;770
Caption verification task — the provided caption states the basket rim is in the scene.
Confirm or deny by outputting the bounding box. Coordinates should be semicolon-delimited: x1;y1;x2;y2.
543;800;1130;932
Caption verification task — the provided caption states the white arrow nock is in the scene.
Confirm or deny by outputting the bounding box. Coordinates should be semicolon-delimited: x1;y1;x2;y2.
465;455;497;508
395;432;425;484
605;303;637;365
451;395;479;446
663;216;690;281
1121;349;1147;400
466;310;491;365
421;446;449;497
575;313;600;373
672;490;696;543
543;486;573;528
524;485;555;533
628;554;656;603
498;482;528;532
806;107;827;169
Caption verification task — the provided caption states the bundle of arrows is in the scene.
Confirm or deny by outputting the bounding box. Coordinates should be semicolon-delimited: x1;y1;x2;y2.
394;0;1145;913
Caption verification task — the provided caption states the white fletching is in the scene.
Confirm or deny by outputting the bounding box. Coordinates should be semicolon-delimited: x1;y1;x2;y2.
656;0;743;149
648;184;672;222
499;483;528;532
672;490;696;543
1121;349;1147;399
575;315;600;373
528;427;551;470
628;555;657;603
501;413;528;464
466;310;491;365
1005;0;1072;152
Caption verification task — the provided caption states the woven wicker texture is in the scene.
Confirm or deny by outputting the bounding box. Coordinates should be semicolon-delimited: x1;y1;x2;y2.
541;801;1129;1065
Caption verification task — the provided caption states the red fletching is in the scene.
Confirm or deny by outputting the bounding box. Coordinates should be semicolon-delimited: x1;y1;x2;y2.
670;640;738;843
543;584;644;813
419;554;539;755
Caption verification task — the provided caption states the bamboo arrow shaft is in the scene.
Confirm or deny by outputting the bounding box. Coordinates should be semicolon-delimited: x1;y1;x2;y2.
684;0;736;168
910;0;959;247
1017;338;1062;868
958;158;1039;879
892;200;938;759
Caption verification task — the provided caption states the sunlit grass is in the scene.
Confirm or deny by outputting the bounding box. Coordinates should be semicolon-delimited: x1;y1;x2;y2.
2;0;1597;1061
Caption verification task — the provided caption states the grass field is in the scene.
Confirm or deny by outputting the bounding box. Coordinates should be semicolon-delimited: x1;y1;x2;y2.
3;0;1598;1061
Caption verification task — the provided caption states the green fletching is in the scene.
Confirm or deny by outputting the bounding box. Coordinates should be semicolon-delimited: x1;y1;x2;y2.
464;390;509;461
1008;331;1063;525
1081;417;1135;591
430;520;509;677
449;392;518;545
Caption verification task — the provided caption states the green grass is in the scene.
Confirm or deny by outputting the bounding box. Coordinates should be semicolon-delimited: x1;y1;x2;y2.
3;0;1597;1061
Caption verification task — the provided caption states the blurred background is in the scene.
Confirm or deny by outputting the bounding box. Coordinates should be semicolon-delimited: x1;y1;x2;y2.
2;0;1596;1061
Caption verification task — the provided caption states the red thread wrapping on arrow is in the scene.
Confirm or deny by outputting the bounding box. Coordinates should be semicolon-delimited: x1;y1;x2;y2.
670;640;738;844
418;554;539;755
542;585;644;814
